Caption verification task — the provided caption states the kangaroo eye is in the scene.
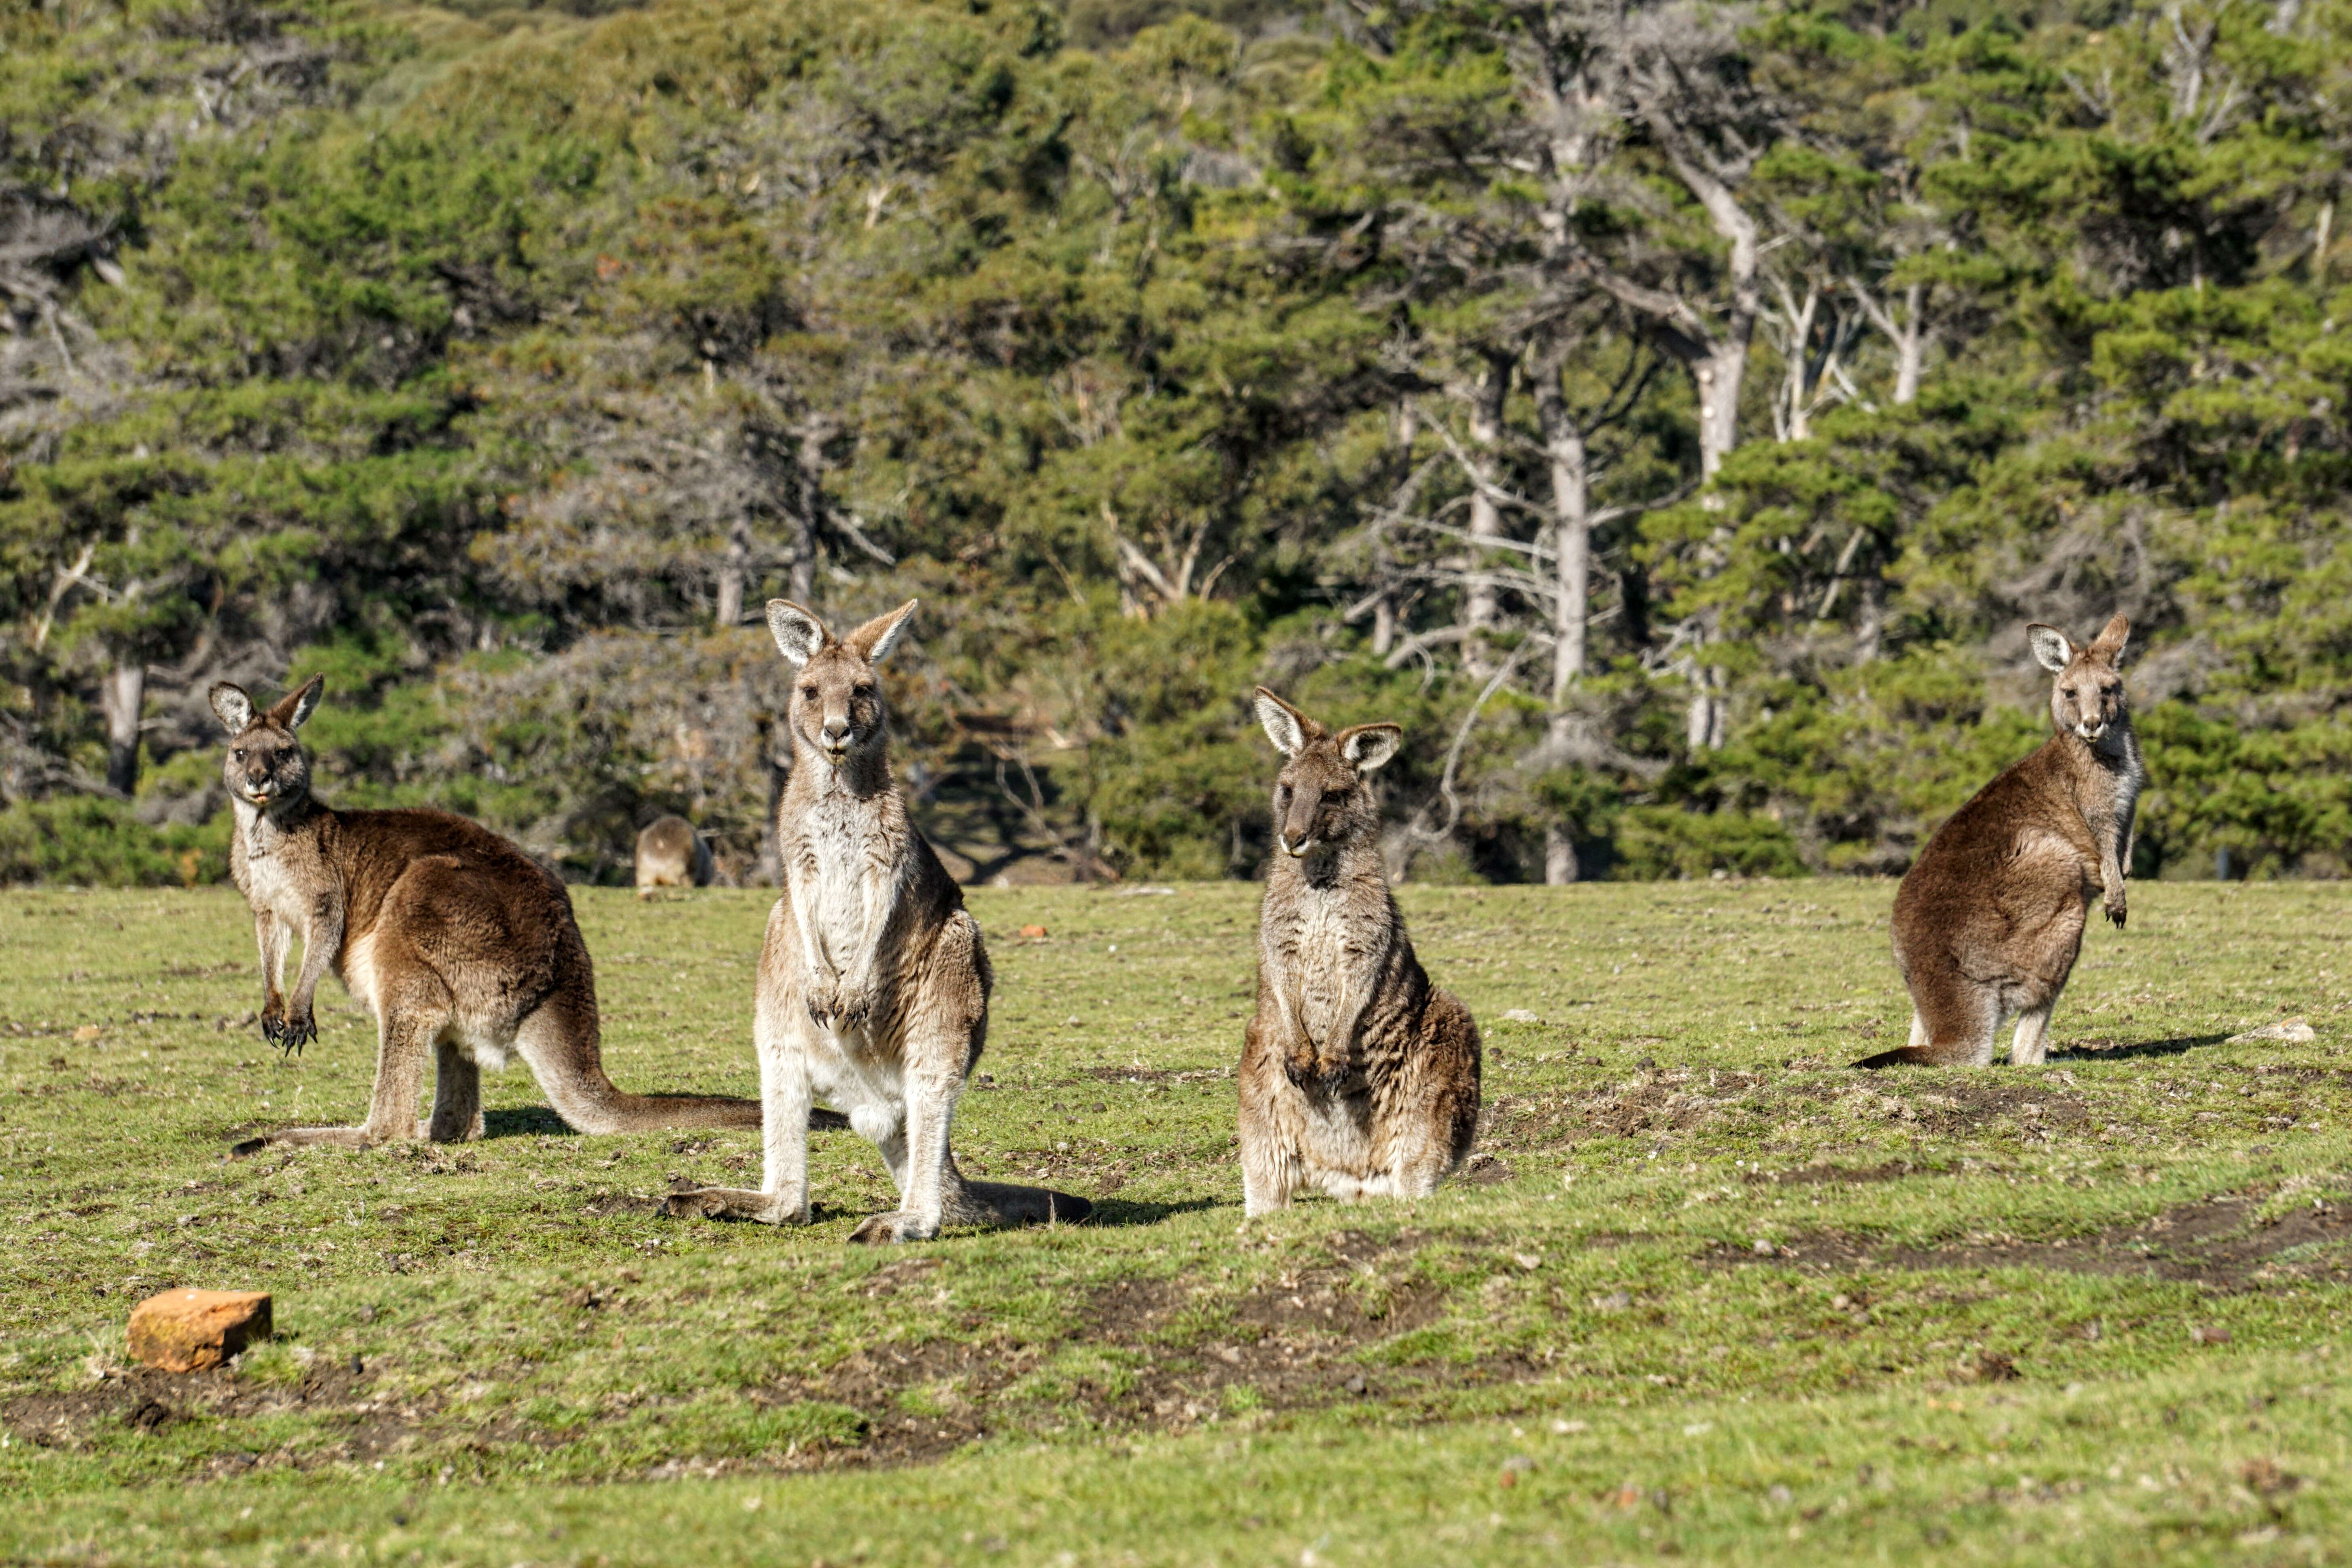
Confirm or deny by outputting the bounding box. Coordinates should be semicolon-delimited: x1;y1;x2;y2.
799;685;817;701
233;748;245;760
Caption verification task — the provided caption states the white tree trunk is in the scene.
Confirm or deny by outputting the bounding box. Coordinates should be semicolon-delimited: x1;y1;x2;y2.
1462;353;1512;673
103;657;145;796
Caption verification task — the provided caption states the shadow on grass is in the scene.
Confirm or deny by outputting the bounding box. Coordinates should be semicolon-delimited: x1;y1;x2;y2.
1084;1196;1222;1228
2051;1032;2231;1063
485;1106;574;1138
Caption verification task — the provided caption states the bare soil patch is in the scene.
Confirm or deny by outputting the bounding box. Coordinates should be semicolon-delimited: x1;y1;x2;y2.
1708;1193;2352;1291
1;1359;410;1466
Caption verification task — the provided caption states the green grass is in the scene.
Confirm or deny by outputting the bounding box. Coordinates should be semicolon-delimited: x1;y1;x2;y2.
2;880;2349;1564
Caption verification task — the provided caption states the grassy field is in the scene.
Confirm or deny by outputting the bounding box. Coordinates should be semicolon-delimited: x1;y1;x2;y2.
2;878;2349;1565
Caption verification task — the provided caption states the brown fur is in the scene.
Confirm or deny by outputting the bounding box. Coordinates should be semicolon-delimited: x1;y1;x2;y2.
662;600;1090;1241
208;676;845;1153
1869;612;2146;1070
1237;688;1482;1214
634;815;713;894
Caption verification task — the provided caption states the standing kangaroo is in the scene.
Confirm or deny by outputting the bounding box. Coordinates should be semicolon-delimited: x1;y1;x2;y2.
1871;612;2147;1069
210;677;845;1152
1238;689;1481;1215
661;599;1090;1242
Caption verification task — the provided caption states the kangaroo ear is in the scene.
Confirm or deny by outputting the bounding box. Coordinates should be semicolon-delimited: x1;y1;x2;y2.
844;599;918;665
268;675;324;732
1253;687;1310;757
209;682;256;735
2027;624;2076;674
2089;611;2131;665
1337;723;1403;774
765;600;830;667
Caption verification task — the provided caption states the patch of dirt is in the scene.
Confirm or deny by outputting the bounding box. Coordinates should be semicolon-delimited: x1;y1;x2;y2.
790;1229;1486;1466
1707;1193;2352;1291
1;1360;411;1465
1079;1066;1234;1085
1904;1084;2090;1134
1749;1160;1945;1187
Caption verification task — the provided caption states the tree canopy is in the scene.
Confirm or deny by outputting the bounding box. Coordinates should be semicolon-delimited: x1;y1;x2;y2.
6;0;2349;886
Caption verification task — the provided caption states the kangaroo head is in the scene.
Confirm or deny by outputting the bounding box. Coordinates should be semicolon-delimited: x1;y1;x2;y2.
766;598;917;767
2028;612;2131;744
1253;687;1401;859
209;676;324;809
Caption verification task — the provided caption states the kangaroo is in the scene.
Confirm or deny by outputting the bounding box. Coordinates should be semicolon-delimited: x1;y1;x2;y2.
635;815;713;895
661;599;1090;1242
1237;689;1482;1215
1869;612;2147;1069
210;677;846;1152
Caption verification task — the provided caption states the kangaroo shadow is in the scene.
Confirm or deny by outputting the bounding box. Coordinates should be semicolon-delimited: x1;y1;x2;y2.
484;1106;574;1138
1079;1195;1223;1229
2051;1032;2231;1063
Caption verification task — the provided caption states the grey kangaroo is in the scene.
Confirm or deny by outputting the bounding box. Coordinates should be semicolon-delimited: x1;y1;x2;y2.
210;677;845;1152
1238;688;1482;1214
1870;612;2146;1068
661;599;1090;1241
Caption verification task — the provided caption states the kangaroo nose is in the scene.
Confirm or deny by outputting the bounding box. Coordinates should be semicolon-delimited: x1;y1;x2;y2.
822;716;850;742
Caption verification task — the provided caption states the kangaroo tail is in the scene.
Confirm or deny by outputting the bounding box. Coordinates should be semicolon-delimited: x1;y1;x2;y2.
947;1177;1093;1228
514;1007;847;1132
574;1090;848;1133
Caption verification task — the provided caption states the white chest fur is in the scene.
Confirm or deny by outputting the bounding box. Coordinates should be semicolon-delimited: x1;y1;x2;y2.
234;804;312;930
1277;886;1376;1046
795;793;894;975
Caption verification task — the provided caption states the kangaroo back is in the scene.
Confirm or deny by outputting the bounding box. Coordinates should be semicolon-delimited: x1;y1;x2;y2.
1875;612;2144;1069
208;677;835;1154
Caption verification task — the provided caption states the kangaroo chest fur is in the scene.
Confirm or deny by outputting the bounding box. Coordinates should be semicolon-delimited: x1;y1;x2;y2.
789;788;900;978
231;803;309;925
1266;871;1390;1048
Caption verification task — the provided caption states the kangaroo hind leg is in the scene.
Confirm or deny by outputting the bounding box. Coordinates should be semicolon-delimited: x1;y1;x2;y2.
230;964;445;1156
424;1038;484;1141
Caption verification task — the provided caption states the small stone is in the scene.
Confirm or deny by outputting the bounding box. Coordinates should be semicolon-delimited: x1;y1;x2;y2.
1752;1239;1778;1257
127;1289;272;1372
2228;1019;2316;1045
2191;1324;2232;1346
73;1024;102;1041
1502;1009;1543;1024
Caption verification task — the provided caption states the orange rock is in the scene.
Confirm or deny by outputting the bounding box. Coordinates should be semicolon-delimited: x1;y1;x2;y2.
1019;925;1048;939
127;1289;273;1372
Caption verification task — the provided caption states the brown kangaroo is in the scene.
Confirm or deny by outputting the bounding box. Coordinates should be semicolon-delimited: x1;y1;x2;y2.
662;599;1090;1241
1238;689;1482;1215
1870;612;2146;1069
635;815;713;894
209;677;846;1152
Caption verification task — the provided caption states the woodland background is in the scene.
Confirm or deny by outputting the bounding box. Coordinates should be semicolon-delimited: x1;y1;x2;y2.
3;0;2348;888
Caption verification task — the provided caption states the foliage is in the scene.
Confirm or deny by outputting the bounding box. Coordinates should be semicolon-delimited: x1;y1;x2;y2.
6;0;2352;884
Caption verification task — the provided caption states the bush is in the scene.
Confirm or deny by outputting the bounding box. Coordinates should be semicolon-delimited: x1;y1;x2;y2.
0;797;231;887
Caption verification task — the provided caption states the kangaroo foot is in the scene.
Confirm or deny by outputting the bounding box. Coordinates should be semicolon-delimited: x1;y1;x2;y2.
847;1209;937;1245
659;1186;807;1224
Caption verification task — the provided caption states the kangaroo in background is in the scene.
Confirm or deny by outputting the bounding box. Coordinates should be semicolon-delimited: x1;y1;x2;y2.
1869;612;2147;1069
635;815;713;895
1238;688;1481;1215
661;599;1090;1242
210;677;845;1152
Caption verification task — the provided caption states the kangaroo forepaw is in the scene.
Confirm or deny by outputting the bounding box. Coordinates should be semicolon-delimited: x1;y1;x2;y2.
2108;901;2127;929
847;1210;936;1245
261;1009;315;1057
